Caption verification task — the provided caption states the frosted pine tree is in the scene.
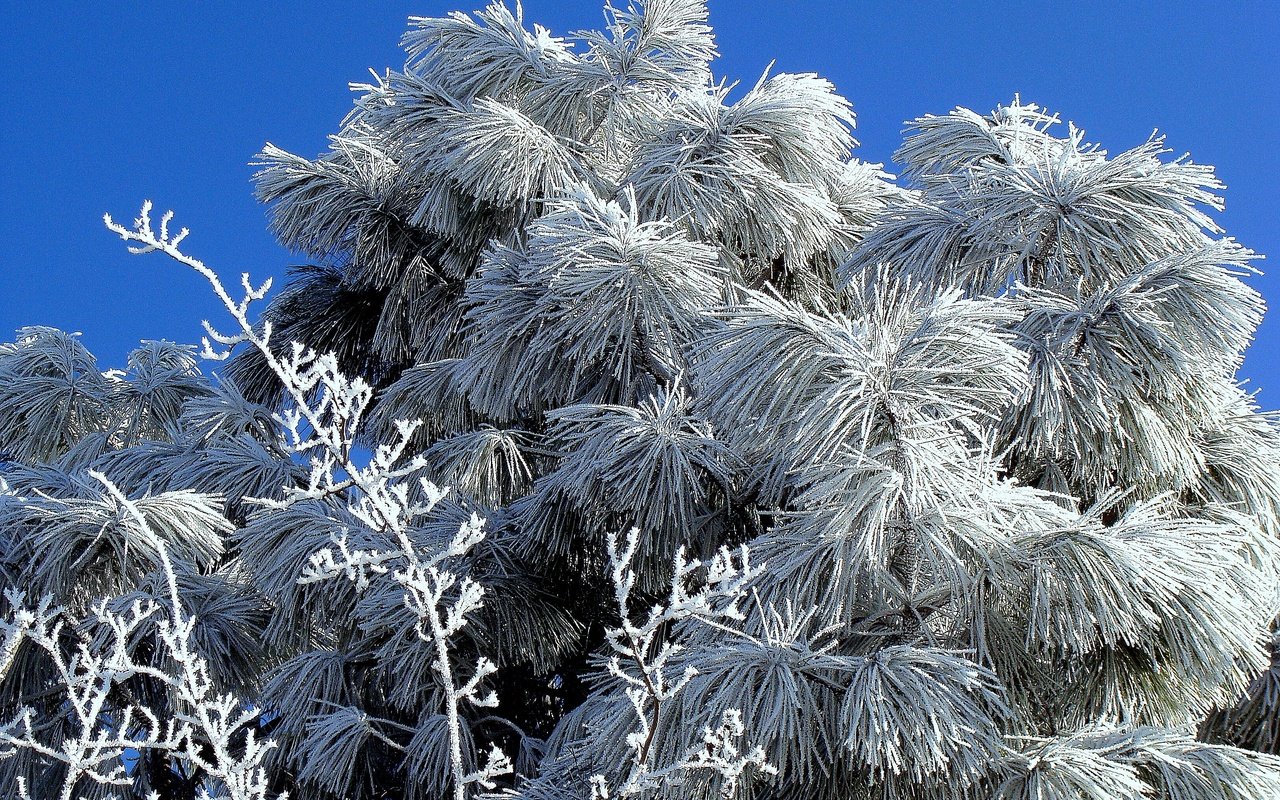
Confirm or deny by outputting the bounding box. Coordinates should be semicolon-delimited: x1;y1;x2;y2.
3;1;1280;798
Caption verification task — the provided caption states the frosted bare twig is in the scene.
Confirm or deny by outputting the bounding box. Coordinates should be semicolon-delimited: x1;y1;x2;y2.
0;472;281;800
105;203;505;799
592;528;773;797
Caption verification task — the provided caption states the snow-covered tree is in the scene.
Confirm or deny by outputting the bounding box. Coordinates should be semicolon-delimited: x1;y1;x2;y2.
4;1;1280;798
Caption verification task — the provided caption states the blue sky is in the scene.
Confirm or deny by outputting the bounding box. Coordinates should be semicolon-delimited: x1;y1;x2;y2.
2;1;1277;400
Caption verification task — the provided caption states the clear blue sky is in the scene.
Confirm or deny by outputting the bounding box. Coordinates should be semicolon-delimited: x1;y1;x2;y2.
2;2;1277;399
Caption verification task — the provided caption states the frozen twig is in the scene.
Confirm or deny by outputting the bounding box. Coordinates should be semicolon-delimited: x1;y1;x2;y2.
105;204;505;799
592;528;773;797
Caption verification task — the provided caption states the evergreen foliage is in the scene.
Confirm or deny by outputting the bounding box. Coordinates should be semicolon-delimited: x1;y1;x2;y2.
3;2;1280;798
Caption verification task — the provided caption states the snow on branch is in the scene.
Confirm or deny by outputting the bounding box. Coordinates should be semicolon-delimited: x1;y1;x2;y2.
0;471;280;800
104;202;506;800
592;528;774;798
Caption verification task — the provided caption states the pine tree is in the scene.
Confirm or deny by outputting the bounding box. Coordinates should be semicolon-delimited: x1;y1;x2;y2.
4;2;1280;798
